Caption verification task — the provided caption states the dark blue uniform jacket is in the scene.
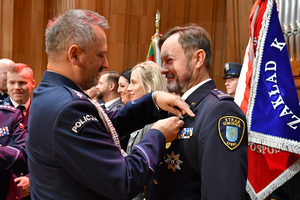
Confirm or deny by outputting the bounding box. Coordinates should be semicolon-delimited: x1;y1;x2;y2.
0;105;27;199
26;71;168;200
1;97;30;131
145;80;248;200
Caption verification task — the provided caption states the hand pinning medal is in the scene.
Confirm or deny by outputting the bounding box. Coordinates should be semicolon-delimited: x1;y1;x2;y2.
165;151;183;172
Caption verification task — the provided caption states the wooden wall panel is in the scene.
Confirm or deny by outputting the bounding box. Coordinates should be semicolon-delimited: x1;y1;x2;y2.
0;0;14;58
0;0;256;93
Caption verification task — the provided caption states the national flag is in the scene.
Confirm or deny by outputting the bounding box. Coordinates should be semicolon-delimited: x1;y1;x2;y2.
235;0;300;199
147;32;161;66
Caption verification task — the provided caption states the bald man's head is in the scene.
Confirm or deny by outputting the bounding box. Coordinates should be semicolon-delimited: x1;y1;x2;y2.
0;58;15;93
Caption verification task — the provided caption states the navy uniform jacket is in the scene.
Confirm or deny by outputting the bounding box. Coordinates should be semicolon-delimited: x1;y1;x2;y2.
1;97;31;185
145;80;248;200
1;97;30;131
26;71;168;200
0;105;27;200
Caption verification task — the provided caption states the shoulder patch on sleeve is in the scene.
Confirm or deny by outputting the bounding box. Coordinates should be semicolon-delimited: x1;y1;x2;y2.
70;114;99;134
218;116;245;150
211;89;233;101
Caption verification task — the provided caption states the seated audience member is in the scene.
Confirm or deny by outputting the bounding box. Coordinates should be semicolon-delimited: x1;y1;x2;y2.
126;61;167;200
118;68;132;104
117;68;132;149
126;61;167;153
96;71;123;111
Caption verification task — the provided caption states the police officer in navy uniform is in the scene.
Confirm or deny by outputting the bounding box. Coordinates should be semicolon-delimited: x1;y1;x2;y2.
26;10;194;200
0;105;27;200
223;62;242;98
1;63;35;199
145;24;248;199
2;63;35;132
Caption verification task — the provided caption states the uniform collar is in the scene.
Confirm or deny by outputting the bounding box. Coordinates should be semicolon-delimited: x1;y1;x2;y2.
43;70;84;93
184;79;216;108
181;78;211;101
10;98;30;111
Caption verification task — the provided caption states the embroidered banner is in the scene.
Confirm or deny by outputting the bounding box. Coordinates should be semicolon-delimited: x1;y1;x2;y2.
235;0;300;199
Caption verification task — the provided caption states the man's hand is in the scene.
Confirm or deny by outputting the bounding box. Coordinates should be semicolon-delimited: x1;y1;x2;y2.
151;116;184;142
14;176;30;198
152;91;195;117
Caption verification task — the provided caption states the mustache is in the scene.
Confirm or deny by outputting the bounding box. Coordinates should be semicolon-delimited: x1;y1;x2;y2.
165;74;175;79
98;67;104;73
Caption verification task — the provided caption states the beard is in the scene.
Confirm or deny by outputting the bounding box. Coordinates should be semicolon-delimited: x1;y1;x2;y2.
97;92;103;101
166;61;193;95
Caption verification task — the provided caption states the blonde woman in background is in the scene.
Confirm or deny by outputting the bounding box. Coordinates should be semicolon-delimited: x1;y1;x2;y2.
126;61;167;200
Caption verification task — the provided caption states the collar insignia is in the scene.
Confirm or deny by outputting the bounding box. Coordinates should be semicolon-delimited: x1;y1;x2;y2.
72;89;83;98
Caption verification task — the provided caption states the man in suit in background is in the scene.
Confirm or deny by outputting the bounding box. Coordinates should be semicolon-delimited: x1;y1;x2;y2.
96;71;123;111
1;63;35;199
145;23;248;200
0;58;15;100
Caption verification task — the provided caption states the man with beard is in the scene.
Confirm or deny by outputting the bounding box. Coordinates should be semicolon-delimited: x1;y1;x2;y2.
96;71;123;111
145;24;248;199
26;9;194;200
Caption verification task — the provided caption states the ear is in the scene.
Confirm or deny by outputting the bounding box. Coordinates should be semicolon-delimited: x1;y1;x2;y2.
109;82;115;91
32;80;36;89
68;45;81;66
193;49;206;69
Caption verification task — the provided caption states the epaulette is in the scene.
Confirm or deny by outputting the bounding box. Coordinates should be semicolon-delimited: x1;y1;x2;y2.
63;86;89;101
0;104;17;112
211;89;233;101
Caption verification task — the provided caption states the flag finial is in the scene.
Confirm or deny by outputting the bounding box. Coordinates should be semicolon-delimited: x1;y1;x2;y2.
155;10;160;34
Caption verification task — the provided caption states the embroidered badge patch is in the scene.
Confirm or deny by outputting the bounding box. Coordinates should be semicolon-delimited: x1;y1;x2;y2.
218;116;245;150
177;127;193;139
71;114;99;134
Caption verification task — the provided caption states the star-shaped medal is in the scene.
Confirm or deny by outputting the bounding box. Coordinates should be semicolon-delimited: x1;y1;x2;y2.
164;151;183;172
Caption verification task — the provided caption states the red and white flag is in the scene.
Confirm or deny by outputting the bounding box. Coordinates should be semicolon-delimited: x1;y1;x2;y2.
235;0;300;199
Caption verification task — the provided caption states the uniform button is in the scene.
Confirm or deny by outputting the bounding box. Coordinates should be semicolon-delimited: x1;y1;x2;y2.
153;179;158;185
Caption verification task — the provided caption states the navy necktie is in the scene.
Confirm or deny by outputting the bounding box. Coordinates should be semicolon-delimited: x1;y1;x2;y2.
17;105;26;116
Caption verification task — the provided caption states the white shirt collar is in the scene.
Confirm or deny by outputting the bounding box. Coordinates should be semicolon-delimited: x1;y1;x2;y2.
181;78;211;101
105;97;121;110
10;98;30;111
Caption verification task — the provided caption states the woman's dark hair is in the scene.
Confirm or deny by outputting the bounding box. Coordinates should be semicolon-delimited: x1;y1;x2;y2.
121;68;132;82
